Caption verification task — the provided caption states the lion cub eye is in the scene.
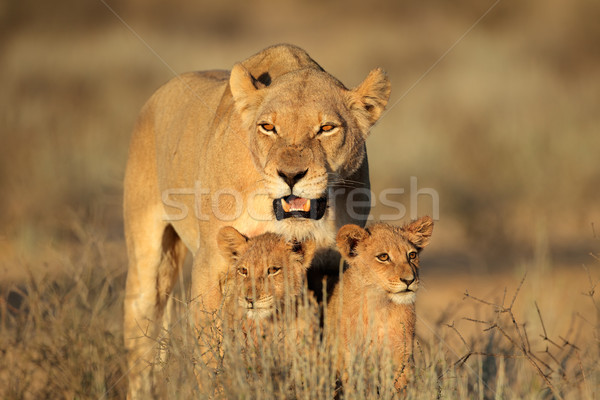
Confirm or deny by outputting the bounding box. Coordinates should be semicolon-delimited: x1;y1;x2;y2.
318;124;337;135
267;266;282;276
258;123;277;135
408;251;418;260
376;253;390;262
237;267;248;277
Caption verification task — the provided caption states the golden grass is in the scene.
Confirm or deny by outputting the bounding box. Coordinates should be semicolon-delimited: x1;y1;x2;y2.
1;0;600;398
1;220;598;399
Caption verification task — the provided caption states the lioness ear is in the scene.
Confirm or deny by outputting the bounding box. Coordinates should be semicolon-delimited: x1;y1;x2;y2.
336;224;370;259
288;239;316;269
217;226;250;263
404;216;434;249
229;63;263;119
347;68;391;135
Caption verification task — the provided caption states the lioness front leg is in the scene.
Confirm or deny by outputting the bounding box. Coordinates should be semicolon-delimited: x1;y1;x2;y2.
124;219;186;399
188;250;228;388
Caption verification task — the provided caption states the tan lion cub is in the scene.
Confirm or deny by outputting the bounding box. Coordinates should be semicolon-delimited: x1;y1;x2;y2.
216;226;316;328
327;216;433;392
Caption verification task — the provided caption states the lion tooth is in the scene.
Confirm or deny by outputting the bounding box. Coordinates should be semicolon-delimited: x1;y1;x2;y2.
282;199;291;213
303;201;311;212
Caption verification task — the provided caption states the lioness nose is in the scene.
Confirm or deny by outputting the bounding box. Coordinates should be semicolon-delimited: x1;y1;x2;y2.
277;169;308;189
400;277;415;287
245;297;254;306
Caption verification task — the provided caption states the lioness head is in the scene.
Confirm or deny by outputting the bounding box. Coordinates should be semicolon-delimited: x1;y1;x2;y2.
229;63;390;227
336;216;433;305
217;226;316;320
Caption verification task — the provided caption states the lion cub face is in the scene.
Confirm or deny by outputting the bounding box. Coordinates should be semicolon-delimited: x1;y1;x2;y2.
337;217;434;305
229;64;391;227
217;226;316;320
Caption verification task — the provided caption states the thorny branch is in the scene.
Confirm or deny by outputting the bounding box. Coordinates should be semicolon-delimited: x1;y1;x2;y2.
459;273;573;399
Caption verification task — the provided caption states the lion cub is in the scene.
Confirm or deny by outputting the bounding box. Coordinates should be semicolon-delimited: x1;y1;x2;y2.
327;216;433;392
216;226;316;329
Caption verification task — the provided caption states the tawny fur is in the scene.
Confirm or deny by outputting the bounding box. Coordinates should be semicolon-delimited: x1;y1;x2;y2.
216;226;315;324
327;216;433;392
123;44;391;399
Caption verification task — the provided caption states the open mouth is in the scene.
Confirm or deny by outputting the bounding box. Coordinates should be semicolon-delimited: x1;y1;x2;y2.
273;195;327;220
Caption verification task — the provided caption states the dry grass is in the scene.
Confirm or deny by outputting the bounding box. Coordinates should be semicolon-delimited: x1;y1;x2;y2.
1;0;599;398
1;231;599;399
0;228;128;399
166;252;600;400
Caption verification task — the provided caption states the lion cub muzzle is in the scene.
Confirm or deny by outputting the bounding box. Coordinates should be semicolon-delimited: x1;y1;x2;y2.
237;295;275;320
387;277;419;305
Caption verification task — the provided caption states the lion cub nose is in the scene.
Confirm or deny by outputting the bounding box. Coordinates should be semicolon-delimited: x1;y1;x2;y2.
245;297;254;307
400;277;415;287
277;169;308;189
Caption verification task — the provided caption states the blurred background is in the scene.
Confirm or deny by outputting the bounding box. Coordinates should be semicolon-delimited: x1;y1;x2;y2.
1;0;599;280
2;3;599;395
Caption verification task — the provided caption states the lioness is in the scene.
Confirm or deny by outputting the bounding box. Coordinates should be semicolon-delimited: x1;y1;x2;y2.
123;44;390;397
327;217;433;392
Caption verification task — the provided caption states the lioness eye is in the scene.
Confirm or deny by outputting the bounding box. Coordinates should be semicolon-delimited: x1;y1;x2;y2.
258;123;276;134
237;267;248;276
376;253;389;262
408;251;418;260
318;124;336;135
267;266;281;276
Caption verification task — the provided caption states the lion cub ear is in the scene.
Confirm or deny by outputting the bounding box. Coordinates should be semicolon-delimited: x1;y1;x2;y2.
217;226;250;263
288;239;316;269
336;224;370;259
347;68;391;135
403;216;434;249
229;63;264;119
